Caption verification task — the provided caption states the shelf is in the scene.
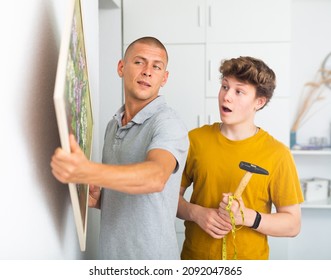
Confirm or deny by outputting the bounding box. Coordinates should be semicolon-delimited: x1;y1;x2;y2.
301;197;331;209
291;150;331;156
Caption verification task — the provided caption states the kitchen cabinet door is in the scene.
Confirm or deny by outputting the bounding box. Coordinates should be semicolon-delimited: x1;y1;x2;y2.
123;0;206;44
206;0;291;43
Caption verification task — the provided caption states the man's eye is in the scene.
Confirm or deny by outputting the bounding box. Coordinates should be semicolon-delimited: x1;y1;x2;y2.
153;65;161;70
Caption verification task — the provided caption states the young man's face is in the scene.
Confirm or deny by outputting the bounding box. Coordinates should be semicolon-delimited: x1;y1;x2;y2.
218;76;266;125
117;42;169;103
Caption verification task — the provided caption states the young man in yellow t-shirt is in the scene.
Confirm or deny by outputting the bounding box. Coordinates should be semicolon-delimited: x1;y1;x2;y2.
177;56;304;260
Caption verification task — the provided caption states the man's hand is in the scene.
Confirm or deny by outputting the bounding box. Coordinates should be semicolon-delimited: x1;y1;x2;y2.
50;134;89;184
194;206;232;239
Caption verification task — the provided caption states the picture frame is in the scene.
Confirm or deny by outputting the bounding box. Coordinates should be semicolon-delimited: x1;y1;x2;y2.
53;0;93;251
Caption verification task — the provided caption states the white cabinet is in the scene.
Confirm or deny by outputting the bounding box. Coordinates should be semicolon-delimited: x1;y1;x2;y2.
206;0;291;43
123;0;206;44
123;0;291;44
160;44;205;131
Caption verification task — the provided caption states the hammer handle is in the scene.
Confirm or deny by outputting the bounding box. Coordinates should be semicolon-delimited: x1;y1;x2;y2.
234;172;253;197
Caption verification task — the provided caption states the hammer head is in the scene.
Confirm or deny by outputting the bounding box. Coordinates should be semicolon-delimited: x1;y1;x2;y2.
239;161;269;175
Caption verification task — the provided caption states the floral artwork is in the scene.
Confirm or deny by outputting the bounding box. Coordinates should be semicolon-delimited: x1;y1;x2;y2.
53;0;93;251
65;0;92;225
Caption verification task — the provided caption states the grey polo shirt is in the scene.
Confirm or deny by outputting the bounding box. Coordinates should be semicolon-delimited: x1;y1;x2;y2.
99;96;188;259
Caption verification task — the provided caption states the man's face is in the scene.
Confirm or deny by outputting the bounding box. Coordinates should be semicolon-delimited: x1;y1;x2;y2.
118;42;169;103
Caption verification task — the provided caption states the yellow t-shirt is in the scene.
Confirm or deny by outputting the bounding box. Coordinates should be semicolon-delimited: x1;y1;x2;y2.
181;123;304;260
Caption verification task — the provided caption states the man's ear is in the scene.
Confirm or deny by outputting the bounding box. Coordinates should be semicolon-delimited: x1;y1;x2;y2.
117;59;124;77
160;71;169;87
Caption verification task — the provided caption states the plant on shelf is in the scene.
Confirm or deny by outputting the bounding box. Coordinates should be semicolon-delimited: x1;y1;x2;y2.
290;53;331;149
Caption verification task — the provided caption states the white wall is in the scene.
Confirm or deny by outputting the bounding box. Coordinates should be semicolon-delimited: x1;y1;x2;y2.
99;5;123;151
0;0;99;259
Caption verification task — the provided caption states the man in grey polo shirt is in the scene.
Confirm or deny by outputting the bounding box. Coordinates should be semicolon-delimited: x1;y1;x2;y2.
51;36;189;259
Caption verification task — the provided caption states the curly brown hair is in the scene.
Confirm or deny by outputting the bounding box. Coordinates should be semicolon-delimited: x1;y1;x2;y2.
219;56;276;109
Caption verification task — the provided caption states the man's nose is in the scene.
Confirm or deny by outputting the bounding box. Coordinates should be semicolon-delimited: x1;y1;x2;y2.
143;72;151;77
142;64;152;77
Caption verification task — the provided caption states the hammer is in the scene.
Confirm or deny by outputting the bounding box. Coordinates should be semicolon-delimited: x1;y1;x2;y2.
234;161;269;197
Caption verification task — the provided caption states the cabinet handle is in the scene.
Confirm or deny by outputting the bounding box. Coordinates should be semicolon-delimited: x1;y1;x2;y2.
208;6;212;27
208;60;211;81
197;115;200;127
197;6;201;27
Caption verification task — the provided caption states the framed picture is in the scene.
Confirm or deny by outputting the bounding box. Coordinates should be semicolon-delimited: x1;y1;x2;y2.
53;0;93;251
